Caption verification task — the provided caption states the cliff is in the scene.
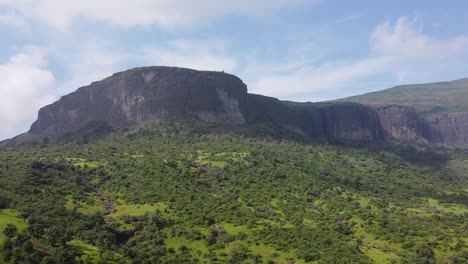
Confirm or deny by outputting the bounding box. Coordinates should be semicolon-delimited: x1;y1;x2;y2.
422;112;468;145
30;67;248;136
23;66;468;145
372;105;422;141
246;97;383;141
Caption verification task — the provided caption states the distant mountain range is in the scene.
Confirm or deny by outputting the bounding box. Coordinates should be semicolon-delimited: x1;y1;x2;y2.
3;66;468;146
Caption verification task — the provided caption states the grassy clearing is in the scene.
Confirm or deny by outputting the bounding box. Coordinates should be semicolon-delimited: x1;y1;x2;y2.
65;194;104;215
68;239;100;262
65;158;105;168
224;241;304;264
408;198;468;216
0;209;26;264
221;223;251;236
195;151;249;168
364;248;400;263
109;201;167;218
165;236;209;255
68;239;125;263
427;198;468;215
0;210;26;241
352;217;403;263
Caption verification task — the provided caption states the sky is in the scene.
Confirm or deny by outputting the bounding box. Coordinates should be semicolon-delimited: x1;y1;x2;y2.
1;0;468;140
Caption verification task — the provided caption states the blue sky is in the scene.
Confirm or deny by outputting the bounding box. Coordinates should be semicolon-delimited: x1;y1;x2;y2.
1;0;468;139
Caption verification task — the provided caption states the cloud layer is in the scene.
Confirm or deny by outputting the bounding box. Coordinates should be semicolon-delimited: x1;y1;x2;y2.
371;16;468;60
0;0;312;30
0;47;56;139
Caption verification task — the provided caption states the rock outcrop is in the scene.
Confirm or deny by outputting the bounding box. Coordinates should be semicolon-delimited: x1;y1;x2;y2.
422;112;468;145
31;67;248;136
246;97;383;141
372;105;422;141
25;66;468;145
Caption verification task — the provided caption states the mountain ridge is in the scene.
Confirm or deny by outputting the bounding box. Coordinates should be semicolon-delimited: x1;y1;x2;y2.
339;78;468;145
4;66;468;146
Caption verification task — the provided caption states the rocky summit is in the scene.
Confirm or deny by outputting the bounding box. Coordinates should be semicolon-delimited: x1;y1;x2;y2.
23;66;468;145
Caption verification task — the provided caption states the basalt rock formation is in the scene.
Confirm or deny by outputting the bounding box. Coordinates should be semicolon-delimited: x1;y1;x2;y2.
22;66;468;145
372;105;422;141
31;67;248;136
422;112;468;145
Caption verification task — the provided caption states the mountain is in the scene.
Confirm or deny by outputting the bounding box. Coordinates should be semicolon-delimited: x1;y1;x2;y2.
340;78;468;117
22;66;385;144
339;79;468;145
6;66;465;146
0;67;467;264
20;67;468;146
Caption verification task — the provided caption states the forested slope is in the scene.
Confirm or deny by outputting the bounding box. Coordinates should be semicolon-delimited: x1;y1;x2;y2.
0;119;467;264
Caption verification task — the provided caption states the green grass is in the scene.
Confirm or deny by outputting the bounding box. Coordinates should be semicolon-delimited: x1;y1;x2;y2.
109;201;167;218
65;194;104;215
195;151;249;168
67;239;100;262
0;209;27;241
0;209;26;264
339;78;468;117
407;198;468;216
65;158;105;168
365;248;400;263
426;198;468;215
352;217;404;263
67;239;126;263
165;234;304;264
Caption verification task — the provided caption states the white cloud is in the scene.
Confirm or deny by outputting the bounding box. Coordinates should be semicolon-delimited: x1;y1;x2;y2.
56;41;125;93
0;0;313;30
371;16;468;60
143;39;238;72
0;12;25;26
250;57;394;101
0;47;56;139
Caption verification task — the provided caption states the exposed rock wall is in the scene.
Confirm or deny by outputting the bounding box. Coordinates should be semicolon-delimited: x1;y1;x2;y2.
27;66;468;145
319;103;383;141
422;112;468;145
372;105;422;141
246;97;383;141
30;67;248;136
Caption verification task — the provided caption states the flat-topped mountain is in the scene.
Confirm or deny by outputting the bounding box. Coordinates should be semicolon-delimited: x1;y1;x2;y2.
31;67;249;136
8;66;468;145
26;66;385;143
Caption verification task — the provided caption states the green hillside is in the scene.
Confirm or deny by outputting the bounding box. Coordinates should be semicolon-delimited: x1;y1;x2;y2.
0;118;467;263
340;78;468;117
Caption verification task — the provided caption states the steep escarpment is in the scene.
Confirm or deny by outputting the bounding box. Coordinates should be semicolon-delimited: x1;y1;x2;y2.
30;67;248;136
422;112;468;145
22;66;467;145
27;67;386;143
372;105;422;141
246;98;383;141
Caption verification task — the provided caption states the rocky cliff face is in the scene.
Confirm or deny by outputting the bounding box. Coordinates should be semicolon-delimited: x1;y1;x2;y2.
422;112;468;145
30;67;248;136
372;105;422;141
26;66;467;145
246;97;383;141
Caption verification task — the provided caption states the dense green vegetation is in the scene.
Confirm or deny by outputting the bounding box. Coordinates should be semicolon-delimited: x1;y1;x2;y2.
0;118;467;263
339;78;468;117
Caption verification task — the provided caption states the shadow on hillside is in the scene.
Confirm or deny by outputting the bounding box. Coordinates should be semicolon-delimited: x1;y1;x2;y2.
367;141;451;168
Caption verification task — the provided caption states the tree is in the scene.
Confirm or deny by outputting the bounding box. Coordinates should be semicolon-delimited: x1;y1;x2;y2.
3;224;18;239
